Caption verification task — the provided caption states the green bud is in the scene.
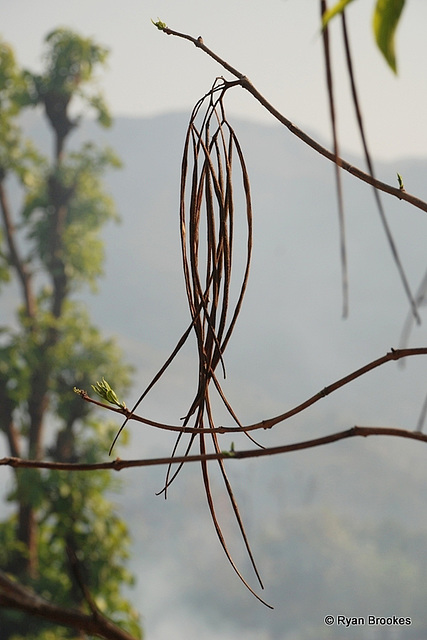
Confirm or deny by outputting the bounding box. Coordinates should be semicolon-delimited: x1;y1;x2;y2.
221;442;236;457
151;18;167;31
91;378;127;409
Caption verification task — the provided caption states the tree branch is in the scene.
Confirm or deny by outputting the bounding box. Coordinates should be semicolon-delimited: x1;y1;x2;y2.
160;26;427;214
0;179;36;318
250;347;427;431
75;347;427;436
1;425;426;472
66;543;99;616
0;569;138;640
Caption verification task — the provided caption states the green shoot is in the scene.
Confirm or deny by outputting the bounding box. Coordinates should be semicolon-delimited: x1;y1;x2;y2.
91;378;127;409
151;18;168;31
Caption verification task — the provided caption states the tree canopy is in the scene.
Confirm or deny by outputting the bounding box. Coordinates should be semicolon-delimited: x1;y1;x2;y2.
0;28;142;639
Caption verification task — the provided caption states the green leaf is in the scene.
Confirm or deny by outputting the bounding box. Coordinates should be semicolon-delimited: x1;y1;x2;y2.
321;0;357;28
92;377;127;409
373;0;406;73
151;18;168;31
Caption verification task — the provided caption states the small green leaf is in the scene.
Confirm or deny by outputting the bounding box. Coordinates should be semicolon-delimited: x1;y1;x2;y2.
91;377;127;409
373;0;406;73
221;442;235;457
321;0;357;28
73;386;85;396
151;18;167;31
397;172;405;191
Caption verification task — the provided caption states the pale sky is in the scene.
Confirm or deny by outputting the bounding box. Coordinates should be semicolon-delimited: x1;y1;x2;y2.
2;0;427;161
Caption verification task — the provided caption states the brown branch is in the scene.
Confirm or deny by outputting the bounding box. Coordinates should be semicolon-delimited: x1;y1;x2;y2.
321;0;348;318
1;425;427;472
340;11;420;324
0;388;22;458
0;179;36;318
66;543;99;616
77;347;427;435
4;419;22;459
0;569;138;640
160;26;427;214
249;347;427;431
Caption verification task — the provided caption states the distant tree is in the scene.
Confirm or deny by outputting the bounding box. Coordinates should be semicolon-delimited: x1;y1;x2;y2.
0;30;141;639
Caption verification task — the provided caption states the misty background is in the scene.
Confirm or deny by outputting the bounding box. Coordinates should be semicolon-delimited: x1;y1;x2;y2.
2;109;427;639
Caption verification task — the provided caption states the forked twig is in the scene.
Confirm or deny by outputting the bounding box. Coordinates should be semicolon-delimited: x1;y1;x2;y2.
159;18;421;323
106;16;427;603
76;346;427;438
157;25;427;214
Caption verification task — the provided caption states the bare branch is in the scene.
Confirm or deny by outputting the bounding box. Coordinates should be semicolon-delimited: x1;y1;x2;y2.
66;543;99;616
160;25;427;215
0;180;36;318
248;347;427;431
1;425;427;472
76;347;427;435
0;569;138;640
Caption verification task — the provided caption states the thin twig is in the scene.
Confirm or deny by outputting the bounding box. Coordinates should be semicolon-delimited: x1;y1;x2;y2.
321;0;349;318
340;12;420;323
160;25;427;215
247;347;427;431
0;181;36;318
66;543;99;616
78;347;427;435
2;425;427;472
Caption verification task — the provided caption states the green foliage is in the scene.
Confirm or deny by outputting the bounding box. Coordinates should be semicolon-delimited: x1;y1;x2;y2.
33;462;140;635
0;229;11;286
1;464;142;638
0;40;43;180
397;172;405;190
22;143;121;290
321;0;357;26
17;28;112;128
373;0;406;73
43;27;109;88
151;18;168;31
0;39;28;118
0;517;28;567
10;631;77;640
91;378;127;409
322;0;406;72
50;303;132;421
0;29;142;639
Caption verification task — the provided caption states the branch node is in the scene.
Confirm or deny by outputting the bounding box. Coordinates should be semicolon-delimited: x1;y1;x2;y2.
112;457;124;471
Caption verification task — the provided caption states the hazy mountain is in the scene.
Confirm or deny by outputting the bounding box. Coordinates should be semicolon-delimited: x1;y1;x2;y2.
3;111;427;639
